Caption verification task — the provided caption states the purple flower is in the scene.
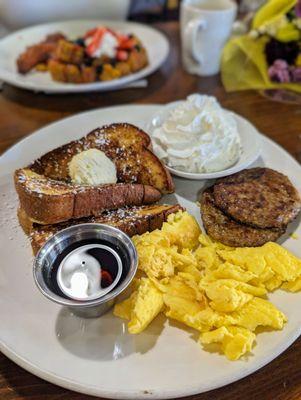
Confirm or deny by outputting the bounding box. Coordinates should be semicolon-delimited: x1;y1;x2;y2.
268;59;291;83
291;67;301;82
296;0;301;18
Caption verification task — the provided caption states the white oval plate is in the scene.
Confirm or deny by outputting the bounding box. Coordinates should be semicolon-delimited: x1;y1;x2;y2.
0;20;169;93
147;101;262;180
0;105;301;400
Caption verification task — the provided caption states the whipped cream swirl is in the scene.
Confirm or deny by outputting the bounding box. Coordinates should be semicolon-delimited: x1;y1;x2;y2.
85;31;118;58
152;94;241;173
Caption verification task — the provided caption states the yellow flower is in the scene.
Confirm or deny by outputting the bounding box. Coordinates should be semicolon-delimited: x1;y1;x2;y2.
253;0;297;29
275;22;300;42
251;0;300;42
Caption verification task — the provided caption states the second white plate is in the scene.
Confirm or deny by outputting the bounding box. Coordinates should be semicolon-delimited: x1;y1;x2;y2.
0;20;169;93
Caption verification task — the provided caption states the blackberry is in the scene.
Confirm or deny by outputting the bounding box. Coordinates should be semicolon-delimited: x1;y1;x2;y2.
265;38;299;66
110;58;117;67
83;57;93;67
96;65;103;75
74;38;85;47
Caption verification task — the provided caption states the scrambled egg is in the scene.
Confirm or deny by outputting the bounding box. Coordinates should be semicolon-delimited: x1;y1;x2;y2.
114;278;163;334
113;211;301;361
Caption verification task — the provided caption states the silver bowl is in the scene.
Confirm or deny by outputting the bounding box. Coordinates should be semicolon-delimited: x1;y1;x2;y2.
33;224;138;318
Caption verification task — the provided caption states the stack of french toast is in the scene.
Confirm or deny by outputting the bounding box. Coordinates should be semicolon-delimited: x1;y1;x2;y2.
14;123;181;254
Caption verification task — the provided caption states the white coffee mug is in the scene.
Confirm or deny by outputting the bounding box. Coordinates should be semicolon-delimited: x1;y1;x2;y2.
180;0;237;76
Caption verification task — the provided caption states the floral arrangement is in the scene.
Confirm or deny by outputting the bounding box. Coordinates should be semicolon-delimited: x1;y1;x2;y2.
221;0;301;93
249;0;301;84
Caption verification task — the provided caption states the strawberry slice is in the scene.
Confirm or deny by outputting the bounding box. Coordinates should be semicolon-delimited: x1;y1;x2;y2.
86;27;106;57
117;34;130;44
116;50;128;61
118;38;136;50
100;270;113;287
107;27;125;41
84;27;98;39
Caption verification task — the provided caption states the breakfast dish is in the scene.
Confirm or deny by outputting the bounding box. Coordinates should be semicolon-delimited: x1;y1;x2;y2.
17;26;148;83
0;21;169;93
1;104;301;399
13;116;301;361
114;210;301;360
201;168;301;247
147;95;262;180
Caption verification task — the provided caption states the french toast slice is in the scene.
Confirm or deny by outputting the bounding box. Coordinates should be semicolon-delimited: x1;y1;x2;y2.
15;169;161;225
15;123;174;224
29;123;174;193
18;204;183;255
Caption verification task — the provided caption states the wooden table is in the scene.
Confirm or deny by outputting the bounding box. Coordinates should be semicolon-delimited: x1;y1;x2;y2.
0;21;301;400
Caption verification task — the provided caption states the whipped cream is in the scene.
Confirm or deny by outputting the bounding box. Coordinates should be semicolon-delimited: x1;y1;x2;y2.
152;94;241;174
85;31;118;58
69;149;117;185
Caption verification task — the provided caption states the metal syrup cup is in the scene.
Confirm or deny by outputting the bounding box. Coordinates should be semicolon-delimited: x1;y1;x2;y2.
33;224;138;318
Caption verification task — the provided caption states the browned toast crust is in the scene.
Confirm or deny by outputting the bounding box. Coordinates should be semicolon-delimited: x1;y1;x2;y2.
19;204;183;254
15;123;174;224
29;123;174;193
17;207;34;235
15;169;161;225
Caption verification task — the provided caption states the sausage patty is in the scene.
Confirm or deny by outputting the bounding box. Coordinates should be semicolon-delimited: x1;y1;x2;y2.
201;188;284;247
213;168;301;229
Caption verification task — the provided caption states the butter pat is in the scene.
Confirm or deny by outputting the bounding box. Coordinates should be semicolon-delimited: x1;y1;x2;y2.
69;149;117;185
